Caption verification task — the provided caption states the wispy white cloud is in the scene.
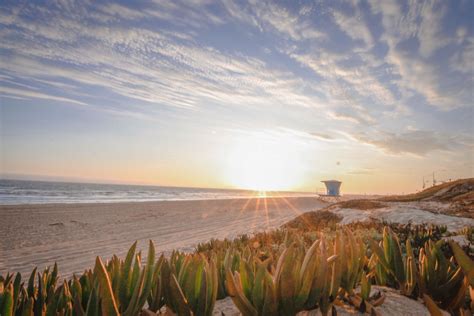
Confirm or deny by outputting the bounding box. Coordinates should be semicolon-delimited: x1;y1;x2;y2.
221;0;327;41
0;0;472;153
450;37;474;74
328;109;376;125
0;86;87;106
354;130;464;156
332;8;373;48
288;50;397;125
95;3;148;21
0;3;322;117
368;0;470;110
415;1;450;58
385;49;456;110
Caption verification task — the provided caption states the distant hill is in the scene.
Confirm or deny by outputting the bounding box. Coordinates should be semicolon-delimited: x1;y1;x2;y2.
380;178;474;203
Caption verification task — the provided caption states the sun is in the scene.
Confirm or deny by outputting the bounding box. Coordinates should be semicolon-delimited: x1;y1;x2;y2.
223;132;307;191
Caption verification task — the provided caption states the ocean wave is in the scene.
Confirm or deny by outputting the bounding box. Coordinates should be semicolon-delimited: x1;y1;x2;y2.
0;179;314;205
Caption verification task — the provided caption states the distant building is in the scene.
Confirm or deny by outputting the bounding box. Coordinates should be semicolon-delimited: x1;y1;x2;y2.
321;180;342;196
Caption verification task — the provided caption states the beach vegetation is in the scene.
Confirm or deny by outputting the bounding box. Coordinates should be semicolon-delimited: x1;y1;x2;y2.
161;251;218;316
1;224;472;315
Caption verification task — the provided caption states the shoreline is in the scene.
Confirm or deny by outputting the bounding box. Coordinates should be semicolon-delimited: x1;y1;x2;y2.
1;196;326;277
0;194;377;207
0;194;318;207
0;196;323;210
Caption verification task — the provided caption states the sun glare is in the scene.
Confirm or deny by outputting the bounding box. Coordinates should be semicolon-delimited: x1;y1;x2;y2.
224;132;307;191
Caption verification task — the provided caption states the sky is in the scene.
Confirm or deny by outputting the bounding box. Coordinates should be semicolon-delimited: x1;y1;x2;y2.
0;0;473;194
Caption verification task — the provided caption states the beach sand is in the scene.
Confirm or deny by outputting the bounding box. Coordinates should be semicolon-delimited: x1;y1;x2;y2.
331;202;474;231
0;196;326;277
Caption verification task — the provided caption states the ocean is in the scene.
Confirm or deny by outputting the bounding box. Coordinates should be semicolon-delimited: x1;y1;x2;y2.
0;179;314;205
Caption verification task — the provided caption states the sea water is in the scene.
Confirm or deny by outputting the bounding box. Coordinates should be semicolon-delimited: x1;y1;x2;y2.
0;179;314;205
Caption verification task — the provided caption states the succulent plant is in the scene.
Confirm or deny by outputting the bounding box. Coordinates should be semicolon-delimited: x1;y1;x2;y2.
226;236;343;316
0;272;22;316
0;281;14;316
162;253;218;316
383;222;447;249
369;227;417;296
360;273;371;301
147;254;165;313
418;240;467;311
5;264;62;316
226;257;276;315
2;225;472;315
71;240;158;316
214;248;241;300
371;229;471;312
459;226;474;245
336;229;367;296
449;240;474;287
70;270;100;316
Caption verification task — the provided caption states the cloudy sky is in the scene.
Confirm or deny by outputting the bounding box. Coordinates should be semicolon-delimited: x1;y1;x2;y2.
0;0;473;193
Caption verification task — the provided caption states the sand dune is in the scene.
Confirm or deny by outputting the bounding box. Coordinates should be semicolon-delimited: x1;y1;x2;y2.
0;197;325;277
331;202;474;231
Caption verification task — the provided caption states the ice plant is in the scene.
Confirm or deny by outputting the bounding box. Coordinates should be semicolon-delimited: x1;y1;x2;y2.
0;280;14;316
215;248;241;299
226;258;277;315
369;226;417;296
73;240;158;316
226;236;342;316
1;225;472;315
162;253;218;316
449;240;474;287
418;240;467;311
336;229;367;295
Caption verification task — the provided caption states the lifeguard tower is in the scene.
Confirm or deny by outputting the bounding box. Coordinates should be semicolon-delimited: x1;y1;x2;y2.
319;180;342;201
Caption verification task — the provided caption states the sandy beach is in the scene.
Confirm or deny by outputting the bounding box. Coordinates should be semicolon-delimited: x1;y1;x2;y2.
0;196;326;277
